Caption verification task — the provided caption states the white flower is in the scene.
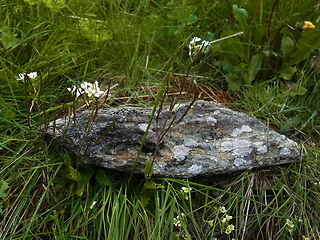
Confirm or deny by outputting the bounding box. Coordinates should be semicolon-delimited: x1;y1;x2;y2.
80;81;104;98
81;81;92;91
16;72;38;80
181;187;192;193
201;40;211;47
27;72;38;79
225;224;235;234
188;36;212;56
17;73;25;80
174;216;181;227
92;81;104;97
189;36;202;45
67;85;84;98
90;200;97;209
219;206;227;213
286;219;294;229
221;214;232;223
226;215;232;221
86;86;94;97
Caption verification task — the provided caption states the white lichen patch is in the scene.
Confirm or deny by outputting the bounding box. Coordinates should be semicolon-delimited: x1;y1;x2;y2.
172;145;190;161
279;147;291;155
231;125;252;137
213;110;221;115
184;138;198;147
206;116;217;125
253;142;268;154
221;139;253;157
275;135;286;142
138;123;152;132
188;164;203;174
234;157;249;167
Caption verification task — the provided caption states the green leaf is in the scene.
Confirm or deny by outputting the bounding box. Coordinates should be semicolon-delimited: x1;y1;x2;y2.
232;4;248;30
286;30;320;67
281;36;295;61
0;181;9;198
220;30;245;60
76;183;85;197
139;190;152;208
280;117;301;134
247;53;263;83
144;156;153;180
143;180;158;190
186;14;198;25
68;166;81;182
201;32;214;41
284;85;307;97
96;169;111;187
279;67;297;80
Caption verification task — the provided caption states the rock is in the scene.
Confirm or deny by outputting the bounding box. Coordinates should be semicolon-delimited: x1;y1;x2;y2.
41;100;300;178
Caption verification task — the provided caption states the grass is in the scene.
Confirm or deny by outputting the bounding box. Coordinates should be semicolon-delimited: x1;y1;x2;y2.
1;0;320;239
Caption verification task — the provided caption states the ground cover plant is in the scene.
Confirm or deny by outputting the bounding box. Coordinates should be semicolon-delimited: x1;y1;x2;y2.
1;0;320;239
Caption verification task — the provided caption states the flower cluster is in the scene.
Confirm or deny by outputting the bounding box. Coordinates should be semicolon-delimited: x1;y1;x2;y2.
174;215;181;228
221;213;234;234
217;206;235;235
205;206;235;235
67;81;104;98
188;36;211;56
16;72;38;80
173;213;190;240
180;186;192;200
286;219;295;233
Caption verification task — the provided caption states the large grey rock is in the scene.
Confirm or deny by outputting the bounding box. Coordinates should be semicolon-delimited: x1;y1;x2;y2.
42;100;300;178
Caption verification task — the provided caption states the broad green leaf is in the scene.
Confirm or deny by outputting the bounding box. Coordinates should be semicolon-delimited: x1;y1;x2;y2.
284;85;307;97
279;67;297;80
201;32;214;41
186;14;198;25
220;30;245;60
232;4;248;30
69;166;81;182
287;30;320;67
281;36;295;61
280;117;301;134
144;156;153;180
247;53;263;83
139;190;152;207
143;180;158;190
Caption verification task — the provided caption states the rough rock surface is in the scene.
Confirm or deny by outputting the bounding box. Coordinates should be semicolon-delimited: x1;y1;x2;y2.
42;100;300;178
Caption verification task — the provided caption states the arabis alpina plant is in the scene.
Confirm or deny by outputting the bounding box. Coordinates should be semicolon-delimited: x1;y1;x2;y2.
188;36;211;56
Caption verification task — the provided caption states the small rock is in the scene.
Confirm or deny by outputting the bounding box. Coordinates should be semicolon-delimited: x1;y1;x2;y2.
41;100;300;178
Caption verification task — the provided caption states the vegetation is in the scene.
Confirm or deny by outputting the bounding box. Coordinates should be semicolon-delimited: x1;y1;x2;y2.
1;0;320;239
